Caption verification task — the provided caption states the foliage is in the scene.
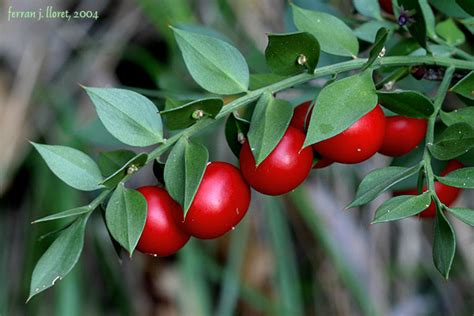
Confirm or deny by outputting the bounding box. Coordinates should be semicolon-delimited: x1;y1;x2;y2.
27;0;474;307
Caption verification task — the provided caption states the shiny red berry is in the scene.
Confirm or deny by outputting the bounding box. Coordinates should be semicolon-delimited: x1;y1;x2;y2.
290;101;333;169
314;156;334;169
312;105;386;164
289;101;312;132
182;162;251;239
136;186;190;256
379;116;427;157
379;0;394;14
239;126;313;195
394;160;464;218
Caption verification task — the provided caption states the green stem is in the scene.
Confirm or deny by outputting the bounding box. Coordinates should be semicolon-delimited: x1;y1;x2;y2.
430;36;474;61
145;56;474;163
423;66;455;195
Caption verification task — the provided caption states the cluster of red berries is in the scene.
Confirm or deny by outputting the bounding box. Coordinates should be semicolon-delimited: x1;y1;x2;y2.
136;100;462;257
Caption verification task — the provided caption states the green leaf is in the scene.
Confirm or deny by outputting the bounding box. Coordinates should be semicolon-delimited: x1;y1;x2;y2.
249;73;287;90
419;0;436;38
446;207;474;226
101;153;148;188
440;107;474;128
83;87;163;147
433;207;456;279
429;123;474;160
164;138;208;215
372;192;432;223
99;150;136;177
32;206;91;224
172;26;249;94
31;143;103;191
353;21;396;43
28;214;89;301
430;0;470;18
455;0;474;16
291;4;359;57
247;93;293;165
353;0;382;20
436;19;466;46
436;167;474;188
225;113;250;157
105;184;147;256
348;165;421;208
398;0;428;49
362;27;389;71
451;71;474;100
305;70;377;146
460;18;474;35
160;97;224;130
377;90;434;118
265;32;320;75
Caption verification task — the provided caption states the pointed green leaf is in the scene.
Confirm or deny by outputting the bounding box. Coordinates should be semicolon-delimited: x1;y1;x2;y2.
31;143;103;191
99;150;136;177
372;192;431;223
83;87;163;147
440;107;474;128
353;21;396;43
160;97;224;130
436;19;466;46
430;0;470;18
362;27;389;71
164;138;209;215
446;207;474;226
183;142;208;213
451;71;474;100
436;167;474;188
305;70;377;146
32;206;91;224
172;27;249;94
248;93;293;165
100;153;148;188
265;32;320;75
420;0;436;38
348;165;421;208
292;4;359;57
456;0;474;15
433;207;456;279
105;184;147;256
28;214;89;301
377;90;434;118
398;0;428;49
353;0;382;20
429;123;474;160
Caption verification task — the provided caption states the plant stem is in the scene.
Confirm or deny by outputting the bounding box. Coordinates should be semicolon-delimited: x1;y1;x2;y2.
144;56;474;165
430;36;474;61
423;66;455;195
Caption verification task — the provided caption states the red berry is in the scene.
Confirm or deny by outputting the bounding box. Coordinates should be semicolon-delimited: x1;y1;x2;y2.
314;156;333;169
290;101;312;132
182;162;250;239
394;160;464;218
239;126;313;195
312;105;386;164
136;186;190;256
379;0;394;14
291;102;333;169
379;116;427;157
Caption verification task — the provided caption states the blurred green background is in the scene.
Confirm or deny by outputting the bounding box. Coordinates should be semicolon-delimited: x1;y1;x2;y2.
1;0;474;315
